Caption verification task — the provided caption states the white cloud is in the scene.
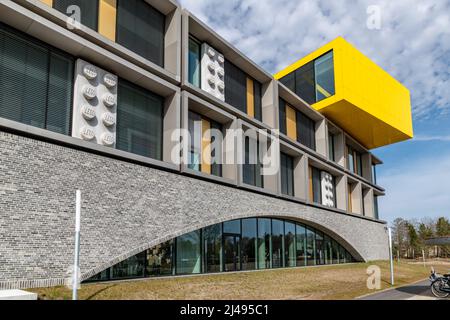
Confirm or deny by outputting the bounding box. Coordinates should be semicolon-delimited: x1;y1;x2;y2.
414;135;450;141
179;0;450;120
378;152;450;222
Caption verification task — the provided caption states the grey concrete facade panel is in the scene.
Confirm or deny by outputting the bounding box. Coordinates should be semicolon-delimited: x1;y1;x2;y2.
0;131;389;288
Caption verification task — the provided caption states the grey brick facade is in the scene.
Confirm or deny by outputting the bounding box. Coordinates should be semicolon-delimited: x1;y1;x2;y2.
0;131;389;289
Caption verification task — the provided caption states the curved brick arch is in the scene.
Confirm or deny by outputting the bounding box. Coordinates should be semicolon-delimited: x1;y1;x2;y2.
0;132;388;288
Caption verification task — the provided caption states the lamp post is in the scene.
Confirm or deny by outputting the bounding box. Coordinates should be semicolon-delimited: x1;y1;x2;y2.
388;227;394;286
73;190;81;300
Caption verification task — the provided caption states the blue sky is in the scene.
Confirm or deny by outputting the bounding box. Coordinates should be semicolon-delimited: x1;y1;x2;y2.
180;0;450;223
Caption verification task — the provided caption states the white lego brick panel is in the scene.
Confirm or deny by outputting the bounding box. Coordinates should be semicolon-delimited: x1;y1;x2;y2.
72;59;118;147
200;43;225;101
321;171;335;208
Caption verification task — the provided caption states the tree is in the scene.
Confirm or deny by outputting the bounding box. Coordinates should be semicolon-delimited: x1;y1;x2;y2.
391;218;409;258
407;223;419;258
435;217;450;236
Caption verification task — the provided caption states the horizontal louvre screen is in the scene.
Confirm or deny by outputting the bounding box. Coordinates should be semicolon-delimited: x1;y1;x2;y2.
0;25;73;135
224;60;247;113
53;0;99;30
116;0;165;67
116;80;164;160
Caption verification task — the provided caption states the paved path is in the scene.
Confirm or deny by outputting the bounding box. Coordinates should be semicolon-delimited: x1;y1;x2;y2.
359;279;441;300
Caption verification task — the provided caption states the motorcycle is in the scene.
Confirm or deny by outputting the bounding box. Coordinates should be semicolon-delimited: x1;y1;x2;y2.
429;267;450;298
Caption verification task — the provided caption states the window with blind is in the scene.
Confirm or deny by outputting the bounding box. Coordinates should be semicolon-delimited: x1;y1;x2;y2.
224;60;262;120
116;0;165;67
296;110;316;150
116;80;164;160
53;0;99;30
0;25;73;135
280;152;294;196
243;136;263;188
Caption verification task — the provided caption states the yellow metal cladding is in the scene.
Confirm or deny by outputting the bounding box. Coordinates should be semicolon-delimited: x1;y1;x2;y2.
286;104;297;140
40;0;53;6
201;118;211;174
275;37;413;149
246;78;255;118
98;0;117;42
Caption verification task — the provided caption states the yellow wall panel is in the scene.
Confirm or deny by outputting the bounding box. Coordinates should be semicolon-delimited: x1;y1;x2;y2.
40;0;53;6
286;105;297;140
98;0;117;42
246;78;255;118
201;119;211;174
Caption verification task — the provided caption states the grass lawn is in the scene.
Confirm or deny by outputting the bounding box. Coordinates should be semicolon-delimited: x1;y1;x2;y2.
32;260;450;300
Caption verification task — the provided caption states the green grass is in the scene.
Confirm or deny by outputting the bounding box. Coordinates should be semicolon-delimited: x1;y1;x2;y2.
31;260;449;300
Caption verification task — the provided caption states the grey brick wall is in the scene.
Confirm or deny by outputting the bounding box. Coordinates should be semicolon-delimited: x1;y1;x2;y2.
0;131;389;289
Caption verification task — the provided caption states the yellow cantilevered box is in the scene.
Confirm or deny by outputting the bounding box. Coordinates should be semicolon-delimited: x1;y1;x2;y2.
274;37;413;149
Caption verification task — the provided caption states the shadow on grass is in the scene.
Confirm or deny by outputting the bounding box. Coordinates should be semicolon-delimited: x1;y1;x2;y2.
85;284;117;300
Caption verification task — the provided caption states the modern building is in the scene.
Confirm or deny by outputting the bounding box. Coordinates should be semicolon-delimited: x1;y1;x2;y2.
0;0;413;288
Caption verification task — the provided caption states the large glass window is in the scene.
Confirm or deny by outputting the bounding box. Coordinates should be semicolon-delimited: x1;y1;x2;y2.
53;0;99;30
146;240;173;277
0;25;73;135
278;98;287;135
188;37;201;87
310;166;322;204
203;224;222;273
188;111;202;171
243;136;264;188
279;51;335;105
374;195;379;220
271;219;284;268
347;145;363;176
314;51;335;101
86;218;356;282
284;222;296;267
111;252;146;280
315;231;325;265
296;110;316;150
372;164;377;184
116;0;165;67
241;219;257;271
296;224;306;267
280;152;294;197
117;80;163;160
224;60;262;120
328;133;335;162
257;218;271;269
306;227;316;266
176;230;201;274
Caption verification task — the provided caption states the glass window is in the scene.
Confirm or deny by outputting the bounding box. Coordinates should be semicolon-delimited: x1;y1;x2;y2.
314;51;335;102
332;240;339;264
347;146;355;173
324;235;332;265
0;26;73;135
210;120;223;177
279;72;295;93
257;218;271;269
176;230;201;274
224;60;247;113
328;133;335;161
223;219;241;234
278;98;287;135
271;219;284;268
339;245;346;264
116;0;165;67
111;251;146;280
280;152;295;197
188;111;202;171
241;218;257;271
372;164;377;184
311;167;322;204
203;224;222;273
284;222;296;267
243;136;263;188
296;110;316;150
116;80;163;160
374;195;379;220
306;227;316;266
188;37;201;87
296;224;306;267
146;240;173;277
294;61;316;105
53;0;99;30
315;231;325;265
